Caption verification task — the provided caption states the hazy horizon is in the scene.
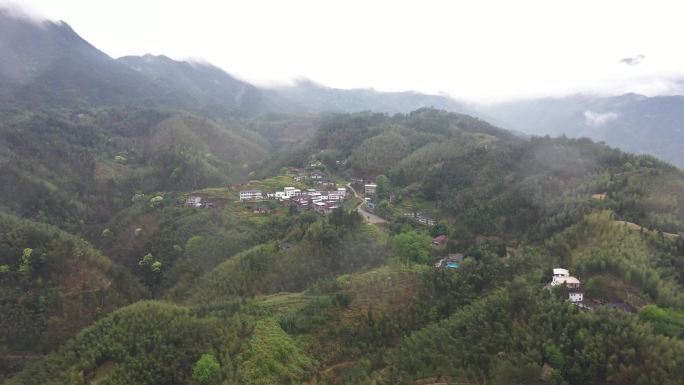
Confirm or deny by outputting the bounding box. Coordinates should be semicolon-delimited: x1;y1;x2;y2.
5;0;684;103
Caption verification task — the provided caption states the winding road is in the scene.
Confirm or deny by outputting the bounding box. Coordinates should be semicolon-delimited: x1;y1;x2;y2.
346;183;387;225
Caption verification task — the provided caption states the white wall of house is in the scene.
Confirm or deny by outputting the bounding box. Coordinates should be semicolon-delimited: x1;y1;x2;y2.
239;191;263;201
569;292;583;302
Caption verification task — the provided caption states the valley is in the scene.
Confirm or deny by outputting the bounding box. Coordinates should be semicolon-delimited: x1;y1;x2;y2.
0;7;683;385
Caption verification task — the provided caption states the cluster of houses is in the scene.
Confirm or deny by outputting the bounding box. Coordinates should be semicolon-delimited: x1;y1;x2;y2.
240;185;349;214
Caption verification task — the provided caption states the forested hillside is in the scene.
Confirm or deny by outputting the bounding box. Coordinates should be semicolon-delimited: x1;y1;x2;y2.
4;106;683;384
0;106;284;231
0;213;146;376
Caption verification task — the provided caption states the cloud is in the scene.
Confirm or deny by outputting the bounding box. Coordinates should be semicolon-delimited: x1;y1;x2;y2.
0;1;55;26
584;110;619;127
619;54;646;66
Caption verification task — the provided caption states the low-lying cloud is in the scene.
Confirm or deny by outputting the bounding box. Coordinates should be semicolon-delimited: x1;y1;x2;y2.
584;110;619;127
619;55;646;66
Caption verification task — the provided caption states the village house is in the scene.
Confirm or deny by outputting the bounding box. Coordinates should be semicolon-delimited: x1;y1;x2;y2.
419;217;436;226
364;183;377;196
403;212;436;226
432;234;448;246
549;268;583;303
283;187;302;197
435;253;464;269
336;187;347;198
313;201;339;214
310;172;324;180
184;196;202;207
239;190;263;201
294;174;305;182
314;179;336;188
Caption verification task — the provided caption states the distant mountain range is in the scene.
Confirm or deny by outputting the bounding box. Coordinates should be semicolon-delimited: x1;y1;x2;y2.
478;93;684;167
0;9;466;115
267;79;467;114
2;8;684;167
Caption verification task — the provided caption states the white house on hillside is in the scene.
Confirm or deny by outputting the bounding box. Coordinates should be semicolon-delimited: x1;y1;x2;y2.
185;196;202;207
549;268;583;303
239;190;263;201
364;184;377;196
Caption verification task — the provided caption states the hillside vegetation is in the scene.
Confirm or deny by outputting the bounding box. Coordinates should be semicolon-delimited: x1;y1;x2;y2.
1;10;684;385
0;213;146;376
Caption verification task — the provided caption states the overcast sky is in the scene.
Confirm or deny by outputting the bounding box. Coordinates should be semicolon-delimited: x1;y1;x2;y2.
8;0;684;102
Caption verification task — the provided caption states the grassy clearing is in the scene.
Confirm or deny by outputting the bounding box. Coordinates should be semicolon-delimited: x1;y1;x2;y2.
337;264;427;324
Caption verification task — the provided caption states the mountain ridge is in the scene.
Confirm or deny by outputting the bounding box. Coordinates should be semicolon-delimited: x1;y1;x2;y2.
479;93;684;167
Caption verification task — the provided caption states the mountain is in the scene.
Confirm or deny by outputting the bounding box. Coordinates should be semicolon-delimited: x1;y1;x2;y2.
3;7;684;385
0;9;469;116
117;54;270;113
479;93;684;167
267;79;468;114
0;9;158;107
7;109;684;385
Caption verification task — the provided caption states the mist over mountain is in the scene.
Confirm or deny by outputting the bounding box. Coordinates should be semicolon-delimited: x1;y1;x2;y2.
266;79;468;114
0;9;157;106
479;93;684;167
0;9;466;115
117;54;271;113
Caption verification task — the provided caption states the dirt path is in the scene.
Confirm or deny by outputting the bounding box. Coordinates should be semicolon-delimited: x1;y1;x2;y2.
0;353;41;360
614;220;679;239
307;360;357;385
346;183;387;225
60;280;112;298
409;378;475;385
319;360;356;375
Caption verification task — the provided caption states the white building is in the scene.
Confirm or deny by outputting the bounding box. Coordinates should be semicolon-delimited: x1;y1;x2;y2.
337;187;347;197
185;196;202;207
550;268;583;303
239;190;263;201
364;183;377;196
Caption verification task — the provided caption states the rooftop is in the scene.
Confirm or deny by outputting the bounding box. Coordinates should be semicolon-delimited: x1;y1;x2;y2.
432;235;448;243
552;276;580;285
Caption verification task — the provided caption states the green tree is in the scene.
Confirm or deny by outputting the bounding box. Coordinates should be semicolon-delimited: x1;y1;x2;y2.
430;221;448;237
376;174;391;201
192;353;221;384
392;230;431;264
18;248;33;274
376;200;393;218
